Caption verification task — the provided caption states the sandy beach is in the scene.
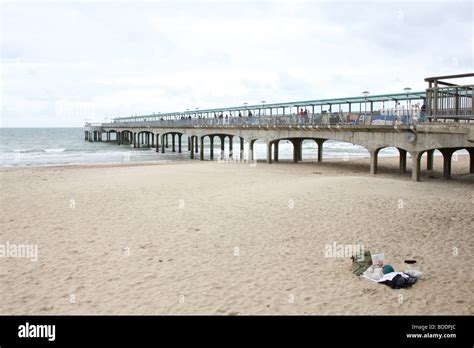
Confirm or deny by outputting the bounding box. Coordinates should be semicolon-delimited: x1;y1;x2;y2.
1;156;473;315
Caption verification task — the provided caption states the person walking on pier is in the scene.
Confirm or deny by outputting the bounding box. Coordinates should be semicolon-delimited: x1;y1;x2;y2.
298;109;305;125
420;102;427;122
247;110;253;125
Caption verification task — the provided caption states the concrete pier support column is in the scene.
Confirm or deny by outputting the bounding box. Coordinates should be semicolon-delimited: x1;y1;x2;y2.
316;139;325;162
188;137;191;151
266;141;272;164
178;134;182;153
298;139;303;161
240;137;244;161
137;133;140;148
133;133;136;148
117;132;121;145
398;148;407;173
210;136;214;160
165;134;169;148
273;140;279;162
410;151;422;182
200;136;204;160
291;140;299;163
249;140;255;162
194;135;199;153
426;149;434;171
369;148;380;175
291;140;297;163
172;133;176;152
228;136;233;157
440;148;456;179
151;133;155;147
190;136;195;159
155;134;159;152
220;136;225;159
161;134;165;153
98;132;102;142
467;148;474;174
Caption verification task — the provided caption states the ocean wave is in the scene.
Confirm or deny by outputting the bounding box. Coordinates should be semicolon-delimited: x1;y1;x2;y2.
44;148;66;153
11;148;38;153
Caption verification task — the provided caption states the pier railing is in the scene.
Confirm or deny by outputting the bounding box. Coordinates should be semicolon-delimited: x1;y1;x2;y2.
425;73;473;122
426;85;473;121
102;110;439;129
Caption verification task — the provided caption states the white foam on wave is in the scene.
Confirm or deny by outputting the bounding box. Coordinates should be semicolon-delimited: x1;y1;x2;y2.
12;148;36;153
44;148;66;153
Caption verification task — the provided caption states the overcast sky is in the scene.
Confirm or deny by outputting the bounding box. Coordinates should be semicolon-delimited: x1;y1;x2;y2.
1;0;472;127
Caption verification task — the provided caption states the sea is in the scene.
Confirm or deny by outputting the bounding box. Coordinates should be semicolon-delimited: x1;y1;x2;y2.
0;127;407;168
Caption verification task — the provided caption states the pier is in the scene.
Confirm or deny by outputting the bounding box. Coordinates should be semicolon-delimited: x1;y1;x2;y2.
84;73;474;181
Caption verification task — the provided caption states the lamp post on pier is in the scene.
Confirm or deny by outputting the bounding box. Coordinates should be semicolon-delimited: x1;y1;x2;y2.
362;91;369;125
404;87;412;124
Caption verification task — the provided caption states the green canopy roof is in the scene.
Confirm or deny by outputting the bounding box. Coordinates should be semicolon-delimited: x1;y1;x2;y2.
113;91;426;121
